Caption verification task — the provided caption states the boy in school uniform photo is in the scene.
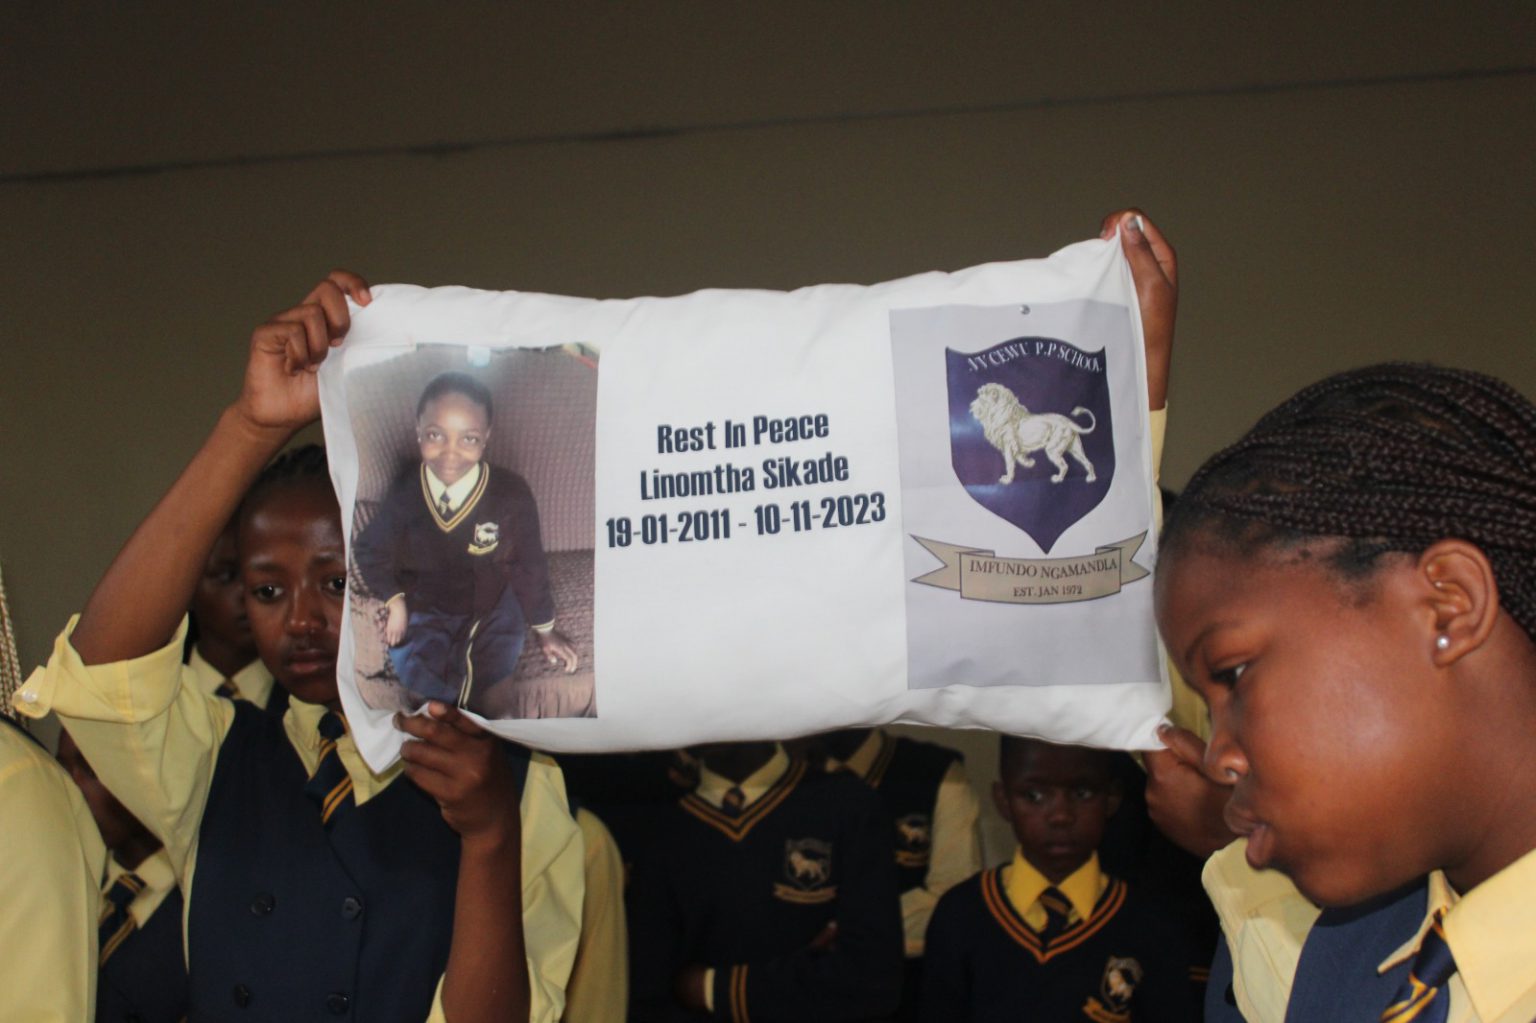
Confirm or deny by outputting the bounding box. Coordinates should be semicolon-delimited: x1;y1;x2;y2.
796;728;982;1019
10;272;585;1023
185;514;284;714
1149;363;1536;1022
628;740;906;1022
56;728;189;1023
352;370;580;715
920;736;1204;1022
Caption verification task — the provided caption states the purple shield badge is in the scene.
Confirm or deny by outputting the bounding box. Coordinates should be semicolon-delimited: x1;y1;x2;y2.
947;336;1113;552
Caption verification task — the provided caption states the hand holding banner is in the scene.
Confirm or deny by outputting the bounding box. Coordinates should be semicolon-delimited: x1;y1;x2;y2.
319;234;1169;770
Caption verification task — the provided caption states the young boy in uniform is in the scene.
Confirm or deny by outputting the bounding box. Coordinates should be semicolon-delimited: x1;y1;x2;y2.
57;728;188;1023
921;737;1203;1022
11;272;584;1022
352;371;578;715
185;515;283;713
628;740;905;1022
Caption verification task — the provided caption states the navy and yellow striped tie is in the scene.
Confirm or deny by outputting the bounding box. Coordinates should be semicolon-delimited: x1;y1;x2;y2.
1381;911;1457;1023
303;712;354;828
1037;886;1073;943
98;872;143;964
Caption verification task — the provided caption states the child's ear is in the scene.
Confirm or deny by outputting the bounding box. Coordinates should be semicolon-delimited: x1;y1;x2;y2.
990;780;1012;823
1419;539;1500;666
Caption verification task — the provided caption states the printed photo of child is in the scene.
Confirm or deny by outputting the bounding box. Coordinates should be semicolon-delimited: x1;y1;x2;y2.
345;345;597;720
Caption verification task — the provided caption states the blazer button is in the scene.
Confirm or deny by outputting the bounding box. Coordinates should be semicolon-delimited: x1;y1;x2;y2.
249;892;276;916
340;895;364;920
326;992;351;1015
232;984;253;1007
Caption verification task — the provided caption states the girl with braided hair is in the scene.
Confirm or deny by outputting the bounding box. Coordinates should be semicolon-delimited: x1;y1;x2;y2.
1149;363;1536;1022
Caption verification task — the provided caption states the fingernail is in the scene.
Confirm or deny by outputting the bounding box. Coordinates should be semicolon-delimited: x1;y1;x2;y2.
1126;214;1144;234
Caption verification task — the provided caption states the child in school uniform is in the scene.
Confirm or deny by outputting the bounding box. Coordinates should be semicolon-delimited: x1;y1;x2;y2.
0;714;107;1021
352;371;578;715
185;514;284;713
798;728;982;1019
627;740;906;1022
11;273;584;1023
921;737;1203;1022
1148;363;1536;1023
56;728;188;1023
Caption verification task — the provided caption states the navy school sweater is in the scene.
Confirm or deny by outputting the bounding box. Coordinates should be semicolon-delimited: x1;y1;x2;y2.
96;886;189;1023
629;762;905;1023
353;463;555;626
920;867;1204;1023
185;701;526;1022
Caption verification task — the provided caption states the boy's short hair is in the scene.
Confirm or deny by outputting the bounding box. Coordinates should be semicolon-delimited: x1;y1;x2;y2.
416;371;494;425
997;734;1114;781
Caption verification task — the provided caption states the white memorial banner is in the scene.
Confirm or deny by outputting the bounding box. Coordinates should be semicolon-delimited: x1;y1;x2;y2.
319;235;1169;771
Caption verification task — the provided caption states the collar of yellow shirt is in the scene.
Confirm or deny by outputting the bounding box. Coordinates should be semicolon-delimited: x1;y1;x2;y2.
1379;849;1536;1021
1005;848;1107;926
106;846;177;927
695;745;790;810
284;698;405;806
824;728;887;782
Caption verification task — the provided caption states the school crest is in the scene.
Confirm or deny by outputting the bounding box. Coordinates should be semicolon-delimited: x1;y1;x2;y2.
894;813;932;868
1081;955;1143;1023
468;521;499;556
773;837;836;904
947;336;1114;552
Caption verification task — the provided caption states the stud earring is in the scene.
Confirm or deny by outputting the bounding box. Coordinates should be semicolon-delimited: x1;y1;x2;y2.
1436;635;1451;651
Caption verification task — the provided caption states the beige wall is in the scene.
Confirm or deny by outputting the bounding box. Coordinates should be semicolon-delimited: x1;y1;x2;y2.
3;7;1534;849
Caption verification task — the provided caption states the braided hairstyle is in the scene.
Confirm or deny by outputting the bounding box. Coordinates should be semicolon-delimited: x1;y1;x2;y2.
238;443;332;524
1162;363;1536;641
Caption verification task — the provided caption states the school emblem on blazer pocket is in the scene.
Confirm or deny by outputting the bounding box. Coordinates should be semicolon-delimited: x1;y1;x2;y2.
1081;955;1143;1022
774;838;836;904
467;522;499;556
894;813;932;868
946;337;1114;553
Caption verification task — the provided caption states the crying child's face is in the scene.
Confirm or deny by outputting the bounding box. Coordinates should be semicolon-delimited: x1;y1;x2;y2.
417;392;490;487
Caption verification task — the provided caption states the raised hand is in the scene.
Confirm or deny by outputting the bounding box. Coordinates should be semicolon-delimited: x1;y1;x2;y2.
1099;210;1177;410
235;270;372;435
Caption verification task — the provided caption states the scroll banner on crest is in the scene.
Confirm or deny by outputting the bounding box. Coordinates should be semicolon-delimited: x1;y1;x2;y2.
319;234;1169;772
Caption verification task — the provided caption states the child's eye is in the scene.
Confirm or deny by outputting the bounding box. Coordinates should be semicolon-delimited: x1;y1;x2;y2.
1210;663;1248;687
1023;787;1047;805
1073;786;1100;802
250;584;282;602
324;576;348;596
461;435;482;447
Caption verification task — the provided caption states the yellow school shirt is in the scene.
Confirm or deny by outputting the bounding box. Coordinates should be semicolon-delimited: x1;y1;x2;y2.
186;648;276;710
825;728;983;956
13;616;584;1023
563;807;629;1023
0;716;108;1022
1205;839;1536;1023
1004;849;1109;930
